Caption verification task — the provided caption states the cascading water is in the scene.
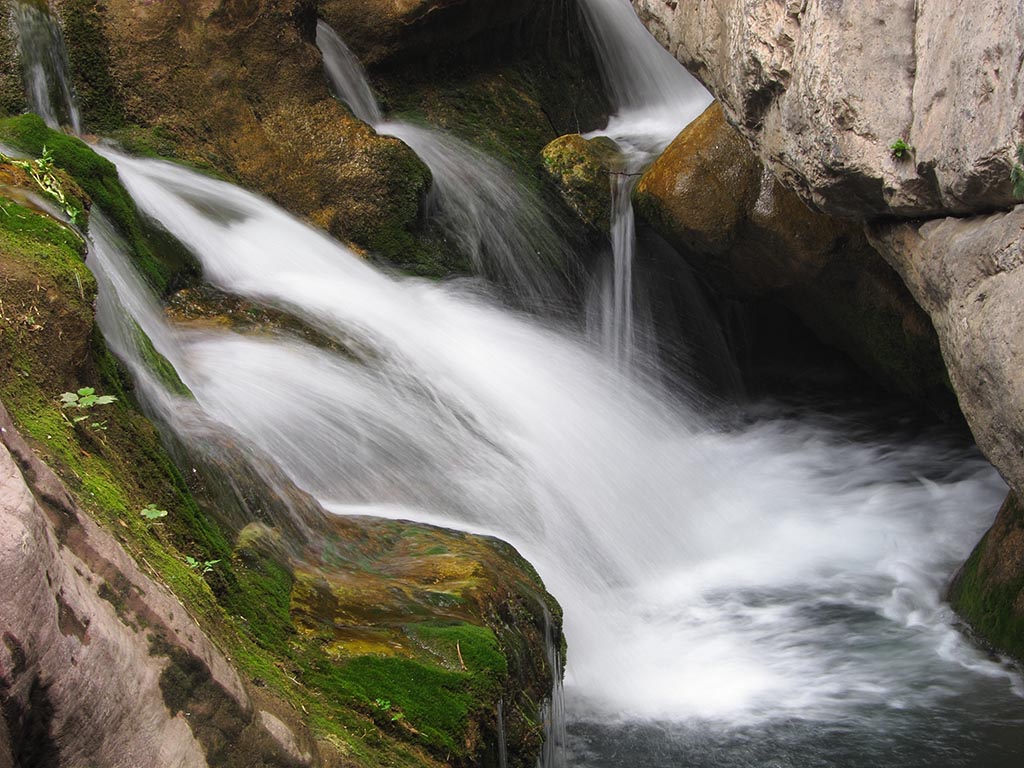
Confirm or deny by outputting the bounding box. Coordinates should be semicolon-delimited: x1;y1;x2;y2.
575;0;712;368
315;20;572;307
12;0;81;133
18;1;1024;764
92;147;1024;766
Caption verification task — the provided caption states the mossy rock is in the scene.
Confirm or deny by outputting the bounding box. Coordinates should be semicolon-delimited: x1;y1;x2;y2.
55;0;126;131
0;3;26;116
0;114;200;294
541;133;622;233
950;491;1024;661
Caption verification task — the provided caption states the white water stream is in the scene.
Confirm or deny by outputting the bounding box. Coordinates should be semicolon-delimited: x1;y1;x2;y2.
89;149;1022;765
12;0;80;133
14;1;1024;765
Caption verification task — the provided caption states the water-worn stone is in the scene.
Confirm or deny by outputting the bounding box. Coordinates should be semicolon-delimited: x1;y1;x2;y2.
541;133;622;232
635;103;949;404
632;0;1024;218
869;206;1024;497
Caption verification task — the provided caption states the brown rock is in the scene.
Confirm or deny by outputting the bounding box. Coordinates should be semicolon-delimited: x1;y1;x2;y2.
635;103;949;403
320;0;544;67
54;0;430;260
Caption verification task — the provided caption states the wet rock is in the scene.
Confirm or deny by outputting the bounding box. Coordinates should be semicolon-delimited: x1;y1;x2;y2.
541;133;622;233
949;491;1024;661
635;103;949;405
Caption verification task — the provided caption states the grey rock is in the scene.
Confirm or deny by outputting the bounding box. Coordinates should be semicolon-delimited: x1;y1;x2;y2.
869;207;1024;495
632;0;1024;218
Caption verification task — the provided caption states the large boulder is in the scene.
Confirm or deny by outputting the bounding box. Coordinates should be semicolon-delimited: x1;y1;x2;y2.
869;206;1024;497
52;0;431;262
632;0;1024;219
634;103;949;404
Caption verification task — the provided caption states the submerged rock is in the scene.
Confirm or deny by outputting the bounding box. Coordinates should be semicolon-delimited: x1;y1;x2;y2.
635;103;950;406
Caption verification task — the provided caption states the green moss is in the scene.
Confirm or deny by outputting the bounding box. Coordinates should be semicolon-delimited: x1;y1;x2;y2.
0;198;90;284
0;114;199;294
411;622;508;681
58;0;126;132
950;494;1024;660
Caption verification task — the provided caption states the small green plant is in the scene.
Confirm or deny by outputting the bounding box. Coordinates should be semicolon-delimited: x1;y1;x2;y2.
60;387;117;429
140;503;168;520
890;138;912;160
1010;143;1024;199
185;556;221;574
1;147;84;224
372;698;405;722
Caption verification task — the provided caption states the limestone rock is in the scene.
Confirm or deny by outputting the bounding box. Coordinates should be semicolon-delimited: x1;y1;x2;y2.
541;133;622;232
635;103;949;404
632;0;1024;219
0;401;311;767
869;205;1024;497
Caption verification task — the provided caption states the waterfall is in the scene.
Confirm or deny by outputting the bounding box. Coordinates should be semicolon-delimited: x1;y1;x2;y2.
576;0;712;367
12;0;81;133
94;149;1019;751
315;22;571;307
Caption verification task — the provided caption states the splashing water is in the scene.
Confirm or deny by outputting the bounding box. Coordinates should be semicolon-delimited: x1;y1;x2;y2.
88;148;1024;768
12;1;81;133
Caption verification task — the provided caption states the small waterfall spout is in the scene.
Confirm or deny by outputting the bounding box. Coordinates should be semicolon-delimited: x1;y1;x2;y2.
12;1;81;133
577;0;712;368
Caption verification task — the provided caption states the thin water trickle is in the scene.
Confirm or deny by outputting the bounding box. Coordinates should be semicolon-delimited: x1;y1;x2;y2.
575;0;712;367
12;0;81;133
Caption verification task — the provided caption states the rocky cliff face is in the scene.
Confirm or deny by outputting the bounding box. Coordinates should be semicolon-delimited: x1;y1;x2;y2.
0;400;314;768
634;102;951;406
632;0;1024;475
632;0;1024;219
